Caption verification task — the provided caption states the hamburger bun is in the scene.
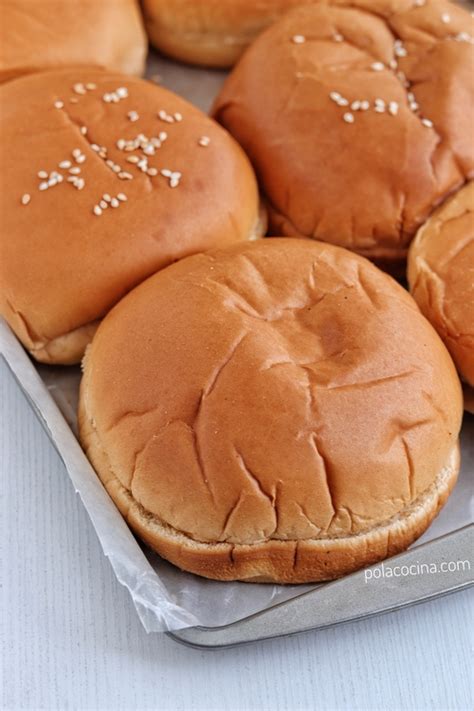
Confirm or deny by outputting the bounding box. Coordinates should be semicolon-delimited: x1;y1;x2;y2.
141;0;315;68
408;182;474;411
79;238;462;583
0;0;147;83
213;0;474;269
0;69;262;364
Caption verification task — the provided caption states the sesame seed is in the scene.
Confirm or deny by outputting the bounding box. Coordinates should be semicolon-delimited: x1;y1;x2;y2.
360;100;370;110
38;182;49;191
98;151;107;159
69;167;81;175
73;82;86;95
389;59;398;69
388;101;399;115
54;100;64;109
38;170;48;179
329;91;341;102
80;126;87;136
69;97;79;104
351;100;361;111
99;200;108;209
161;169;172;178
118;172;133;180
93;205;102;216
159;131;168;141
198;136;211;146
21;193;31;205
59;160;71;169
127;110;139;122
103;93;112;103
147;168;158;176
126;156;140;164
90;144;100;152
414;0;425;6
67;176;77;183
86;82;97;90
103;194;112;202
117;193;127;202
374;105;385;113
371;62;385;71
337;97;349;107
333;33;344;42
112;165;121;173
75;154;86;164
170;178;180;188
394;45;407;57
116;87;128;98
174;112;183;122
292;34;306;44
441;13;450;23
421;118;433;127
72;148;81;158
343;112;354;123
143;144;155;155
74;178;85;190
110;197;120;208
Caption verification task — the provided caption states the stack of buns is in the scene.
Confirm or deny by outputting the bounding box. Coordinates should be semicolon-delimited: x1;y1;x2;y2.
1;0;471;584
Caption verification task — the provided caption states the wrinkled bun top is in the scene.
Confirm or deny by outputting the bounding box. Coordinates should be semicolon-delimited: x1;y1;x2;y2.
0;0;147;83
0;69;259;363
213;0;474;265
81;239;462;547
408;182;474;387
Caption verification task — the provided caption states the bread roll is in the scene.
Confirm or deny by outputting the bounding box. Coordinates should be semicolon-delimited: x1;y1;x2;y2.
79;238;462;583
213;0;474;269
0;69;262;364
142;0;315;68
0;0;147;83
408;182;474;411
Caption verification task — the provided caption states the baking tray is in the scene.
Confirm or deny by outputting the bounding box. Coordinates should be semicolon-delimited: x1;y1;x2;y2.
2;40;473;648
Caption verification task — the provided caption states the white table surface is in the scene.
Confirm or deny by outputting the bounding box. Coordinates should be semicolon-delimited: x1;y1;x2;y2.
1;359;473;711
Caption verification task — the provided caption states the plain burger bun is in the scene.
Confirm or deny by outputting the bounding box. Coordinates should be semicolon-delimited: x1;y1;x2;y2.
408;182;474;412
141;0;314;68
213;0;474;269
79;238;462;583
0;0;147;83
0;69;262;364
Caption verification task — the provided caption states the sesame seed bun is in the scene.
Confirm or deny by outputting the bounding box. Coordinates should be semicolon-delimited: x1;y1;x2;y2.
0;0;147;83
141;0;316;68
78;238;462;583
0;69;262;364
212;0;474;269
408;182;474;412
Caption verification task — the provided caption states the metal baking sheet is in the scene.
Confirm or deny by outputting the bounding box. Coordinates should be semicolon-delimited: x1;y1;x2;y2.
2;33;473;645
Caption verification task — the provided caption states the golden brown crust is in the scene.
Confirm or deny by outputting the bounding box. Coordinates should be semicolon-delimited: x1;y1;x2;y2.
408;182;474;394
0;69;261;364
142;0;316;68
213;0;474;266
0;0;147;82
79;238;463;582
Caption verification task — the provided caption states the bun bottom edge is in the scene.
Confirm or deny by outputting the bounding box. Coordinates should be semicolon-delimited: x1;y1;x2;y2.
78;390;460;583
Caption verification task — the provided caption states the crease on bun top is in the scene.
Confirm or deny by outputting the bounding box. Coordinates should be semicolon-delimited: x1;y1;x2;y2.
0;0;147;83
408;181;474;396
0;69;261;364
212;0;474;266
79;239;463;581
